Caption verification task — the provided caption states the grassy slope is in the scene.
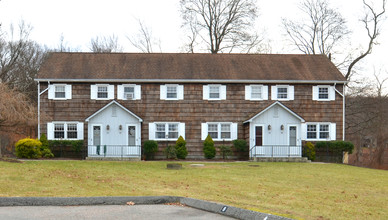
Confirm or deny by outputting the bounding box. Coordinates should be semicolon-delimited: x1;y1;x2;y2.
0;161;387;219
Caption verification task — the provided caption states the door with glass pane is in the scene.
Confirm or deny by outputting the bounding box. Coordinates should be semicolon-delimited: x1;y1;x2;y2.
128;126;136;146
289;126;297;146
93;125;101;155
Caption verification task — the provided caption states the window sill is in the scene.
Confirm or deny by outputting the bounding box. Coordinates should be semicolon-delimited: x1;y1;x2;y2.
154;138;179;141
93;98;112;100
315;99;332;101
305;138;332;141
212;139;234;141
205;98;223;101
163;98;180;101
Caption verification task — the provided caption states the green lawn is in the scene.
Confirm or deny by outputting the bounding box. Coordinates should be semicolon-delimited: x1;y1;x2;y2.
0;160;387;219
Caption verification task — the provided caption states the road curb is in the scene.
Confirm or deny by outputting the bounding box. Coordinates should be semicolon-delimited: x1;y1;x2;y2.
0;196;291;220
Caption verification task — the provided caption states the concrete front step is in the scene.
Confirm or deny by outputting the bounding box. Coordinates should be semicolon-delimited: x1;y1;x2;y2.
251;157;311;163
85;157;140;161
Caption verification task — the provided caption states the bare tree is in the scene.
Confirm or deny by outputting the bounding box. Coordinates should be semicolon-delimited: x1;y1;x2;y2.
346;70;388;168
0;21;47;101
0;82;36;129
282;0;349;55
89;34;122;53
180;0;261;53
127;20;161;53
282;0;386;80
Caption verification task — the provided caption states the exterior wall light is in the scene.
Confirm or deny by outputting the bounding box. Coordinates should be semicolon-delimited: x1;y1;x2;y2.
281;125;284;130
119;125;122;130
106;125;110;130
268;125;271;131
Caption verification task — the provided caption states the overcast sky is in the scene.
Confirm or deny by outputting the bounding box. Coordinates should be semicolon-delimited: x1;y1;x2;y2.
0;0;387;85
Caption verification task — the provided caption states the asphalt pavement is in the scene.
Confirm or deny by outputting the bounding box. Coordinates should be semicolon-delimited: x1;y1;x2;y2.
0;205;235;220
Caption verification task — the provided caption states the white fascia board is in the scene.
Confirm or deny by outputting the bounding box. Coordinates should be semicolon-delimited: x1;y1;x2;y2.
85;100;143;122
35;78;348;84
243;101;305;123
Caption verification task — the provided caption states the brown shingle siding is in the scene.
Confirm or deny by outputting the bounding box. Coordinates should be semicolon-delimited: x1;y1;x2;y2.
39;82;344;157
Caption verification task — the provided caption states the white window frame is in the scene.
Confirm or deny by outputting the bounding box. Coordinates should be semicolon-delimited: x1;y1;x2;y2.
245;85;268;100
160;84;184;100
48;84;72;100
201;122;238;141
203;84;226;100
312;85;335;101
117;84;141;100
91;84;114;100
303;122;336;141
148;122;185;140
47;122;84;140
271;85;294;101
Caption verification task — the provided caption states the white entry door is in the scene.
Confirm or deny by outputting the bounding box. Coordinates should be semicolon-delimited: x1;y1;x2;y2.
126;124;140;156
128;125;136;146
93;125;101;146
289;126;297;146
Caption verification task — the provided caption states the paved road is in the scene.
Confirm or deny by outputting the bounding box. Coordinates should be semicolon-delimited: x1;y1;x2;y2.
0;205;236;220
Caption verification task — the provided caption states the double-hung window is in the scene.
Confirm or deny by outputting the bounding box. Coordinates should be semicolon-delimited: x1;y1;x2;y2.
208;124;219;139
220;124;231;139
55;85;66;98
54;124;65;139
271;85;294;101
67;124;78;139
48;84;72;100
97;86;108;99
149;122;185;140
201;122;237;141
312;85;335;101
319;124;329;139
251;86;262;99
117;84;141;100
318;87;329;99
203;84;226;100
277;87;288;99
91;84;114;100
166;85;178;99
124;86;135;100
245;85;268;100
209;85;220;99
304;123;335;140
160;84;184;100
48;122;84;140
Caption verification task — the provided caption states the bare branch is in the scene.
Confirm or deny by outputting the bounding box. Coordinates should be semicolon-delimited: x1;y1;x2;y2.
127;20;161;53
180;0;260;53
89;34;122;53
345;0;386;79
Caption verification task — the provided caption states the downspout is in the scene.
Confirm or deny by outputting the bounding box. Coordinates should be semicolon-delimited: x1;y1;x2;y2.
333;83;345;141
37;81;50;138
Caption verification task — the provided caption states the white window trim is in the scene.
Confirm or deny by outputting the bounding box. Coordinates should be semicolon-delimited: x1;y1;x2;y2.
302;122;336;141
271;85;294;101
148;122;185;140
91;84;114;100
312;85;335;101
203;84;226;100
117;84;141;100
245;85;268;101
47;121;84;140
48;84;72;100
160;84;184;100
201;122;238;141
